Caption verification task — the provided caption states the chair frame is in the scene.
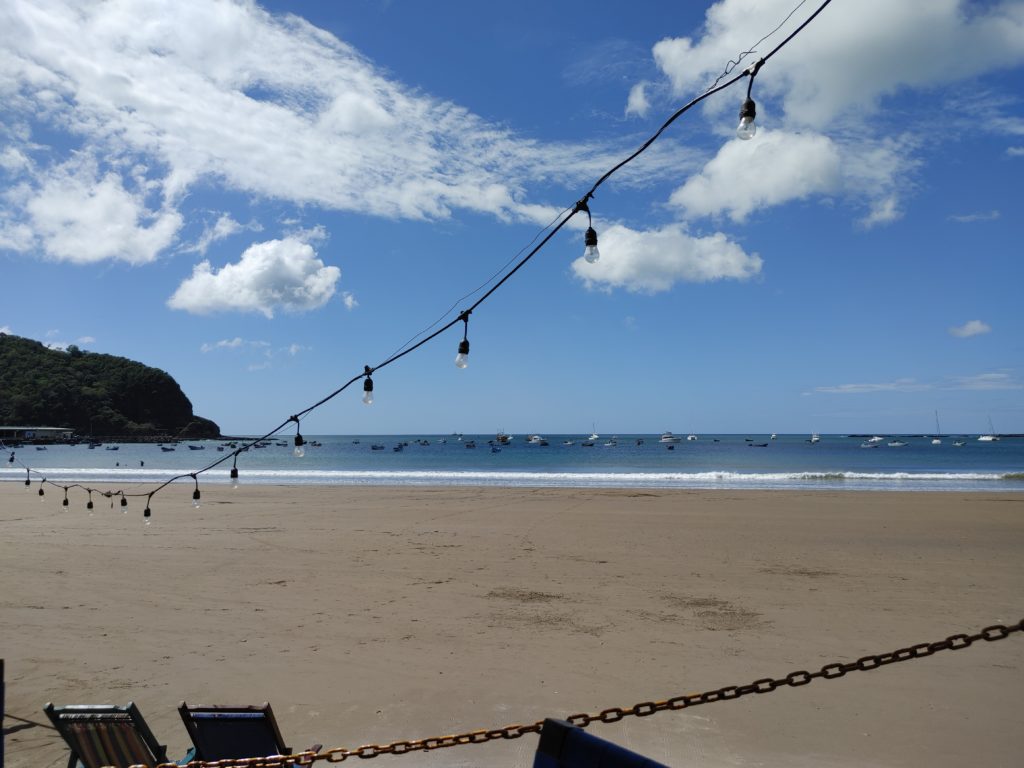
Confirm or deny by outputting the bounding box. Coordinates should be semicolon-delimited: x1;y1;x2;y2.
178;701;292;760
43;702;170;768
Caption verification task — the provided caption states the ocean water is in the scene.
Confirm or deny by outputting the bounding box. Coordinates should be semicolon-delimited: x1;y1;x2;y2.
2;433;1022;492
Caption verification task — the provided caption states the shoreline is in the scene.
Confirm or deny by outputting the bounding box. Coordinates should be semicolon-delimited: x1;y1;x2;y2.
2;485;1022;767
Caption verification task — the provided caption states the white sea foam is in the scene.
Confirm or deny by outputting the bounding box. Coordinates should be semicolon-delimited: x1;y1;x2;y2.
3;467;1020;491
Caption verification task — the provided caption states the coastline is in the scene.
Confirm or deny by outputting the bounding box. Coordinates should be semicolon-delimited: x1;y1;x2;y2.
2;484;1022;767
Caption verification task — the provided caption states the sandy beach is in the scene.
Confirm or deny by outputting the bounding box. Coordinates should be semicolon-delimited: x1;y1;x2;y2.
1;484;1021;767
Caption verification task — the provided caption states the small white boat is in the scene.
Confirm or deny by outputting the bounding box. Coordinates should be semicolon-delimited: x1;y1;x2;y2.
686;433;698;441
659;432;682;443
867;435;885;443
978;416;1000;441
603;439;617;447
860;441;880;448
770;433;777;440
562;440;575;446
932;411;942;445
809;433;821;443
887;440;907;447
953;439;966;447
527;435;544;444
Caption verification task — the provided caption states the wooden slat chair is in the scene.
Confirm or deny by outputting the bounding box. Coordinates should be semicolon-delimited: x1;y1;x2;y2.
43;702;183;768
533;718;668;768
178;702;320;764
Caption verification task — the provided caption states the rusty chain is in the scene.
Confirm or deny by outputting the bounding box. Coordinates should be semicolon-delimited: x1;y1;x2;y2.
134;618;1021;768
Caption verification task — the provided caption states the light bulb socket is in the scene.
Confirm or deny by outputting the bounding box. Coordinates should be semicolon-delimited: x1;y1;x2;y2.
192;488;201;501
294;434;305;448
230;467;239;480
144;507;151;518
584;227;598;248
87;500;94;510
120;496;128;507
363;377;374;394
739;98;756;120
457;339;470;355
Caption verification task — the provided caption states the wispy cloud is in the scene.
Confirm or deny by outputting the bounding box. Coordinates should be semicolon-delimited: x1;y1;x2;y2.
809;378;930;395
949;319;991;338
949;210;1000;223
1009;146;1024;157
949;372;1022;390
77;336;95;345
342;291;359;311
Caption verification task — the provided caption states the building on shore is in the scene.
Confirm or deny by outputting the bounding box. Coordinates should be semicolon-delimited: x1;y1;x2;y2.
0;425;74;441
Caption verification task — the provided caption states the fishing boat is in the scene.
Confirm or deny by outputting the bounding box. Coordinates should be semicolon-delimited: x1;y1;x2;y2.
932;411;942;445
659;431;682;443
687;433;698;441
953;439;966;447
887;440;907;447
809;433;821;443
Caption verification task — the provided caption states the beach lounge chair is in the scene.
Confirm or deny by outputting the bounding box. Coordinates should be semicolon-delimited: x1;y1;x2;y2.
533;718;668;768
43;701;185;768
178;701;320;763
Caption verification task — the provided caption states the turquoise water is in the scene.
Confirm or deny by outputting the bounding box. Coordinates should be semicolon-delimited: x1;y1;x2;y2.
3;433;1023;491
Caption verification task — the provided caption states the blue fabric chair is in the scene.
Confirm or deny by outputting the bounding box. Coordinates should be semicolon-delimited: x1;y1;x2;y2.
534;718;668;768
178;702;320;763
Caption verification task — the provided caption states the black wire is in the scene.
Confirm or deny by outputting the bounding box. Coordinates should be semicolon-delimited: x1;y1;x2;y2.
0;0;835;510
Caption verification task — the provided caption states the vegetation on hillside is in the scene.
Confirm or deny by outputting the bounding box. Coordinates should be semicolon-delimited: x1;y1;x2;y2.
0;333;220;438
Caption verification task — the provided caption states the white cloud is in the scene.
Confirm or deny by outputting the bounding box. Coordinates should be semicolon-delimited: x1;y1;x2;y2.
626;83;650;117
950;372;1021;390
342;291;359;311
640;1;1022;227
1009;146;1024;156
0;325;12;334
651;0;1024;129
949;210;1000;223
21;161;181;264
949;319;992;338
0;0;688;256
186;213;245;255
811;378;930;394
200;337;246;353
670;130;841;221
77;336;95;344
169;237;341;317
574;223;761;293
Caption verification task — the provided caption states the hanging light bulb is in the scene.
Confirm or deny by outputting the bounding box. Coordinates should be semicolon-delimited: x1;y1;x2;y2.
39;479;46;498
62;487;69;507
25;469;31;487
455;312;470;368
362;366;374;405
736;58;763;141
144;494;152;524
584;226;600;263
736;97;757;140
120;493;128;512
191;475;202;508
289;416;306;457
87;490;94;510
230;454;240;489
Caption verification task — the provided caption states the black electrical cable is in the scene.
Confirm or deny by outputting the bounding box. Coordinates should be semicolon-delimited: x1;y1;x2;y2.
1;0;835;512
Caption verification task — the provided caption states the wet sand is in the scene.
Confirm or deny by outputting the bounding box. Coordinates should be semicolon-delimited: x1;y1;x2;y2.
1;484;1022;767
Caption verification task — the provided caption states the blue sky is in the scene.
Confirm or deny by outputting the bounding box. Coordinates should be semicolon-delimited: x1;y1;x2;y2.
1;0;1022;436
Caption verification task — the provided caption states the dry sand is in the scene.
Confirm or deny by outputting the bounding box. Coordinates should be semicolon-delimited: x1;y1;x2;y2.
1;483;1022;767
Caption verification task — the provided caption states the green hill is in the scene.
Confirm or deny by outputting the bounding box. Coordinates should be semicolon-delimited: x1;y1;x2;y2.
0;333;220;439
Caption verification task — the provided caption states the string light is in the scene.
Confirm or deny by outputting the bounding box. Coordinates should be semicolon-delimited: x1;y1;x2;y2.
574;197;600;264
62;486;69;507
87;490;94;510
24;468;30;486
736;58;764;140
455;312;471;369
362;366;374;405
120;492;128;512
191;474;202;508
0;0;834;518
291;417;306;458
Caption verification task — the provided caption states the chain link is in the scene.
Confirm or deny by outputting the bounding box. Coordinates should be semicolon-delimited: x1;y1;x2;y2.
138;618;1021;768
